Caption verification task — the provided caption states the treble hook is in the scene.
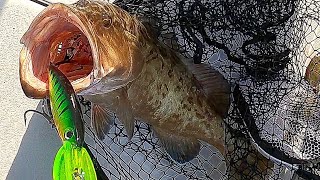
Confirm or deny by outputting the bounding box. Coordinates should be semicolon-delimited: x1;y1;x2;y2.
24;98;55;128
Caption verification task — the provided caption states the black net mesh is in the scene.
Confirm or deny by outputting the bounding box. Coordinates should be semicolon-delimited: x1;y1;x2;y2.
79;96;227;179
31;0;320;179
111;0;320;179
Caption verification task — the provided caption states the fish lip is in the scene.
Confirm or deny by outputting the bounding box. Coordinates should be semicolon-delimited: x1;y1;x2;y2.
19;46;47;99
19;3;97;99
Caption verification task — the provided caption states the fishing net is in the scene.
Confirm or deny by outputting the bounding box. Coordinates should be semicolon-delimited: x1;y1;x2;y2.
31;0;320;179
79;96;227;179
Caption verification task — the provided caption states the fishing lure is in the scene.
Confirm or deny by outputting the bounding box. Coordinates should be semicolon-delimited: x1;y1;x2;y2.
48;64;97;180
25;64;100;180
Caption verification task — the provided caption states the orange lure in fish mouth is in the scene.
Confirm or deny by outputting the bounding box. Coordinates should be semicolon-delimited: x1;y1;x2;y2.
20;3;95;99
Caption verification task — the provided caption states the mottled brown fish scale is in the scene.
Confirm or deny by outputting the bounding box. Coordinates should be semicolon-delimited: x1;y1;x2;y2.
127;42;225;153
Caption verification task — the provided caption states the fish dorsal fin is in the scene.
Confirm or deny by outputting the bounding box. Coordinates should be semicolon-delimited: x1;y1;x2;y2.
153;127;200;163
139;17;160;39
183;59;231;118
91;103;114;140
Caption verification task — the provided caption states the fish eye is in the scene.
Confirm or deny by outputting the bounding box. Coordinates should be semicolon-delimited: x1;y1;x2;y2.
64;130;74;140
102;14;112;28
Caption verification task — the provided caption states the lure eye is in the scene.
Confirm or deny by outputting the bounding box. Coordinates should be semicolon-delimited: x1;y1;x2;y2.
64;130;74;140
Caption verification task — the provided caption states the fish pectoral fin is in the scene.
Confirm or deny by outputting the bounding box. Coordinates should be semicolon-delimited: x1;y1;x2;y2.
115;104;135;140
115;91;135;140
188;62;231;118
53;141;97;180
153;127;200;163
91;103;115;140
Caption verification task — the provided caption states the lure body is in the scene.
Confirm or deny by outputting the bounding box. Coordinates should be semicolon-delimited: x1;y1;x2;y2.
48;64;97;180
48;64;84;146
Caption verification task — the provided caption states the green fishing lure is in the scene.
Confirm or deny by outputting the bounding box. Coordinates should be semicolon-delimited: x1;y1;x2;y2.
48;64;97;180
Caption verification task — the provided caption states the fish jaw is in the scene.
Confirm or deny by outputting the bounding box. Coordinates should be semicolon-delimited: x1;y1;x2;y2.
20;0;149;99
19;3;98;99
19;46;47;98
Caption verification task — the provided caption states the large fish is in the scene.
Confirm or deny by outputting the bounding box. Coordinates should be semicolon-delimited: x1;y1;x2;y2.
19;0;230;163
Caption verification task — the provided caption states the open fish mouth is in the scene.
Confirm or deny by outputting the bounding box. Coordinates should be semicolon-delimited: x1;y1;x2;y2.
20;3;96;99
